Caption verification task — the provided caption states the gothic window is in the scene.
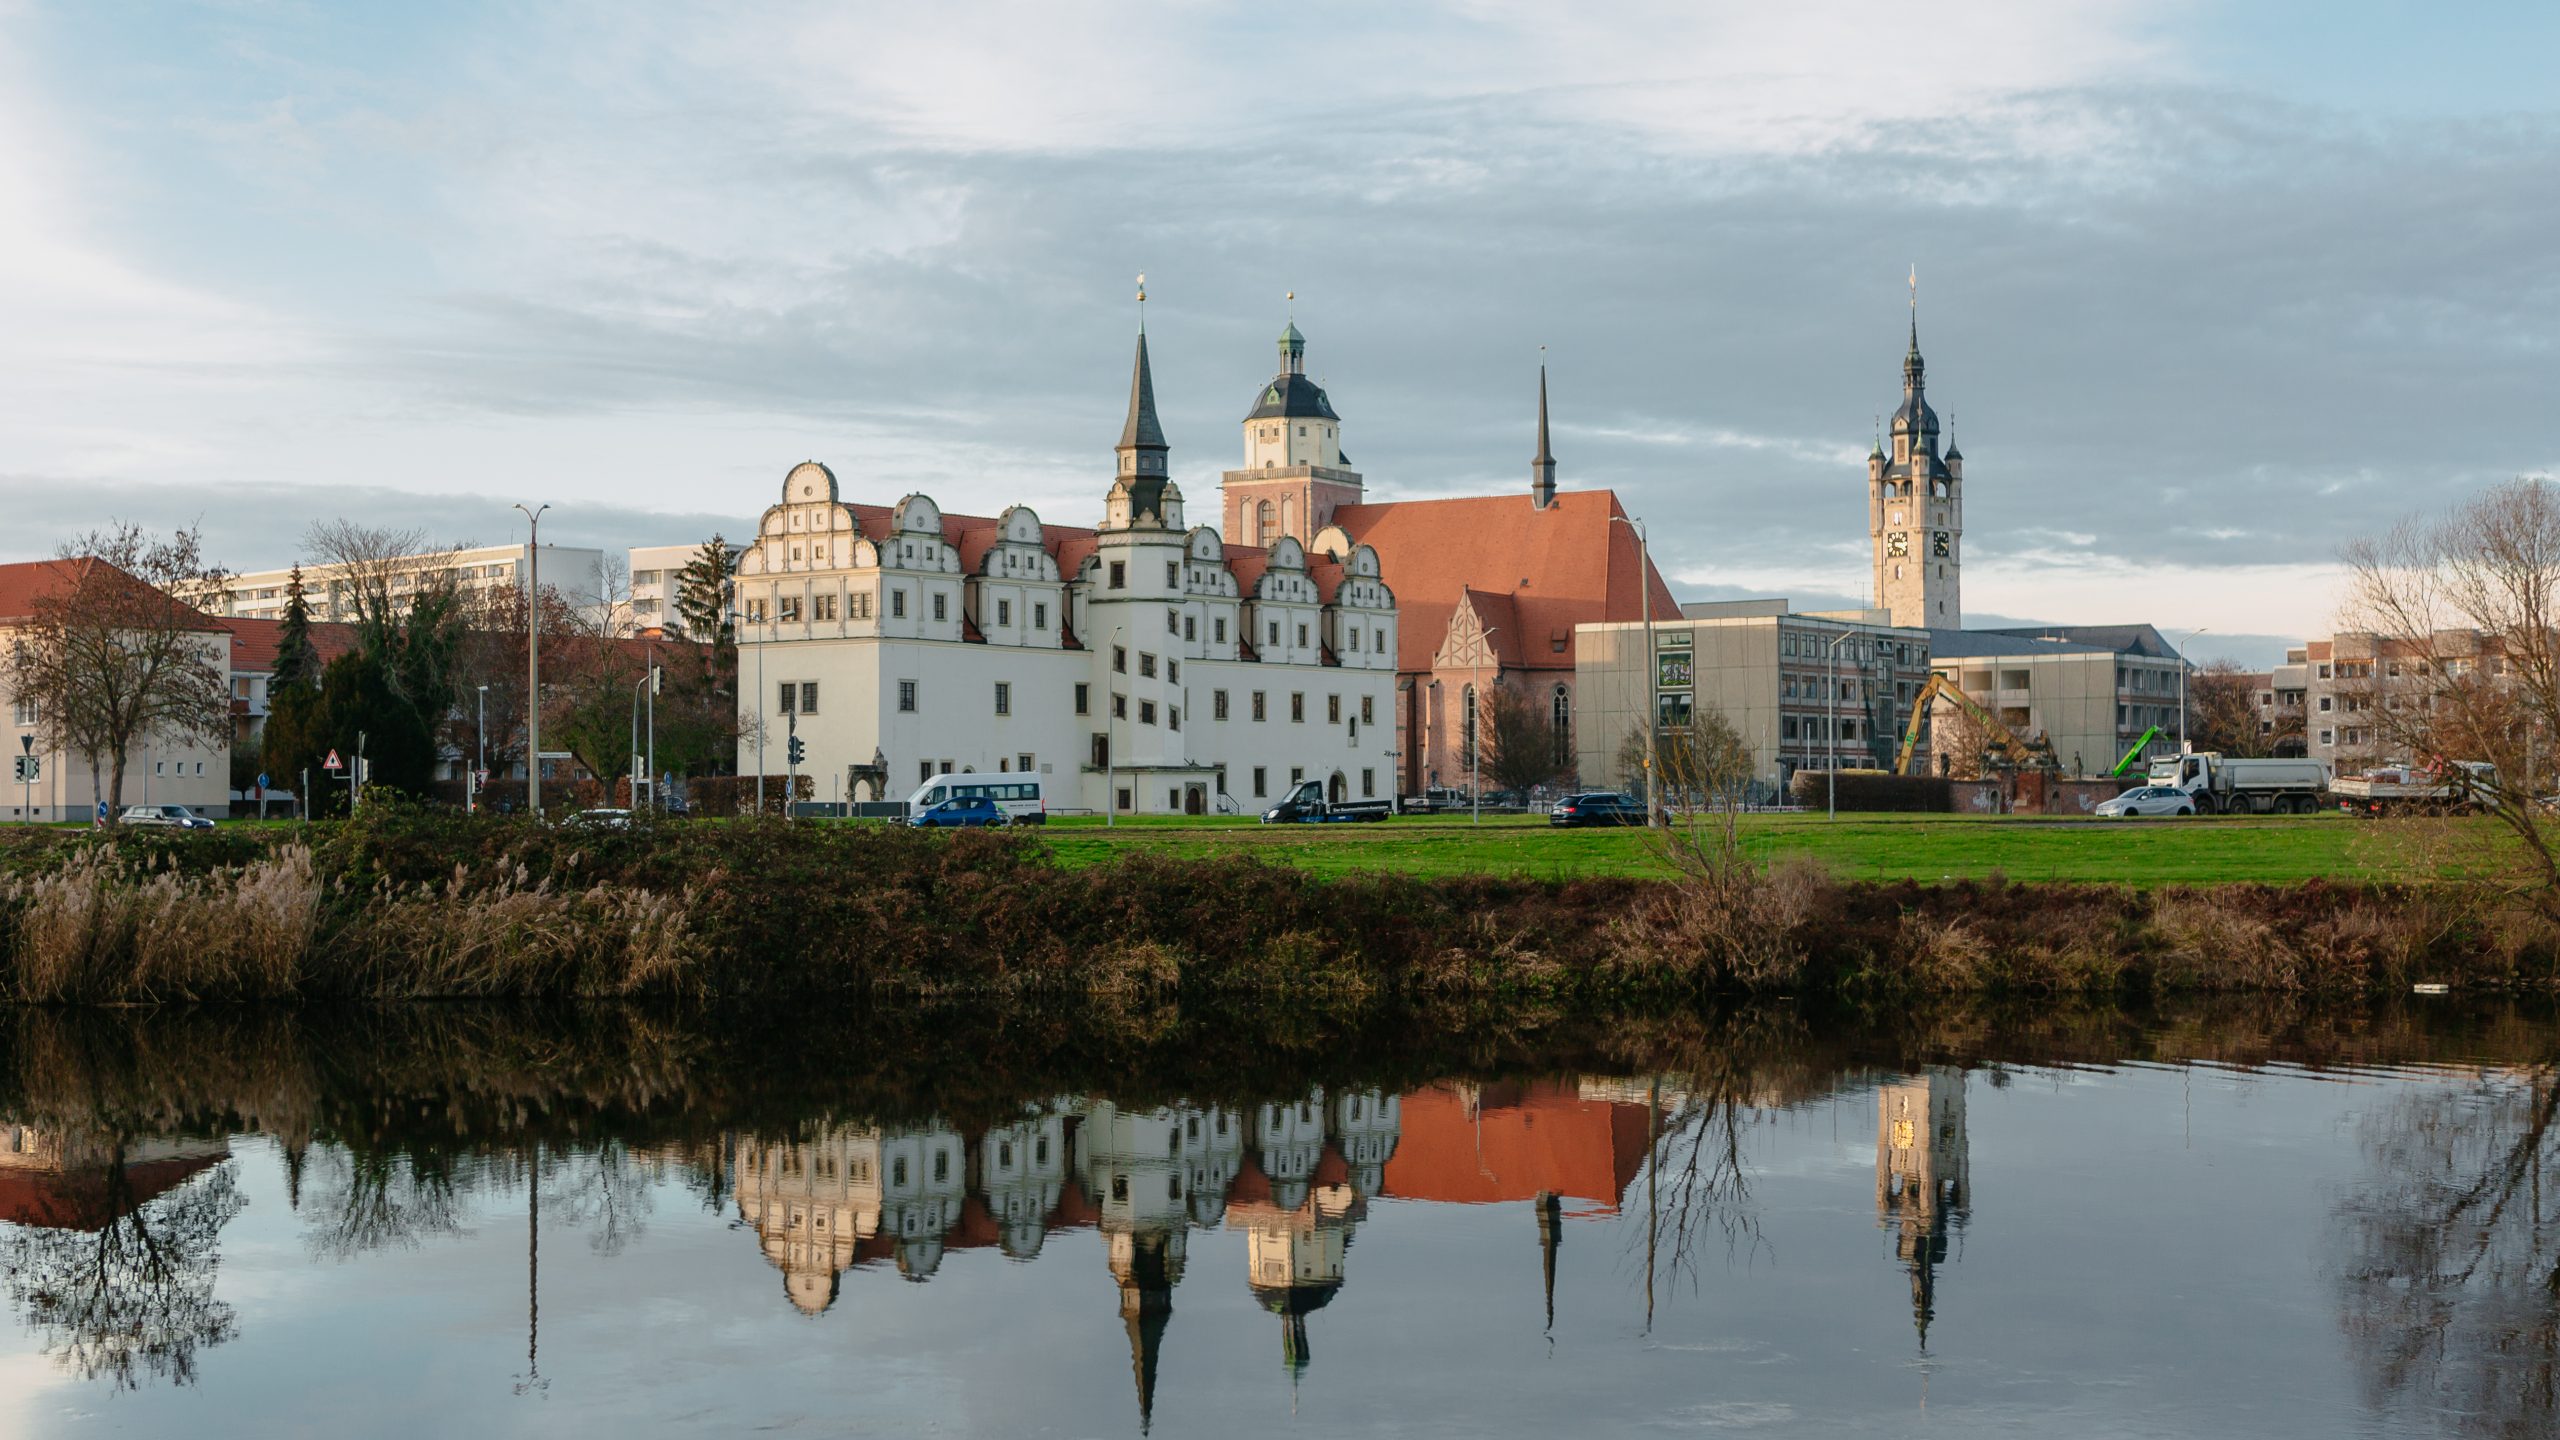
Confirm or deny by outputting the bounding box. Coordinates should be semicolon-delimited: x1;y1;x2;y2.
1461;683;1478;769
1552;684;1572;768
1255;500;1276;544
1280;497;1294;536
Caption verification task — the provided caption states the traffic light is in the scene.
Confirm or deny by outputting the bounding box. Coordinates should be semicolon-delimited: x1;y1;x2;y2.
787;736;805;766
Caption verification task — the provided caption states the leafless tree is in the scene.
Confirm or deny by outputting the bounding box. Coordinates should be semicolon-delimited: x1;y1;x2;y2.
2343;477;2560;898
2189;660;2283;758
0;1150;246;1389
1;525;235;820
1482;681;1562;793
301;520;467;646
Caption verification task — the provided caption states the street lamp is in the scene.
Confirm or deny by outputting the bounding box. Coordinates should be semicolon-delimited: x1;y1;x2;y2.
1827;629;1852;820
1471;625;1498;826
514;502;550;815
2176;626;2210;752
1611;515;1661;826
474;685;488;814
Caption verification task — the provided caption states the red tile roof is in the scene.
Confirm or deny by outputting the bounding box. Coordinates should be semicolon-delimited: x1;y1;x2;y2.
1330;489;1677;673
218;616;363;673
1382;1080;1654;1211
0;558;226;631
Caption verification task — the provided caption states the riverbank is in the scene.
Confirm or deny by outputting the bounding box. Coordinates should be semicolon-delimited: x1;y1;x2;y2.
0;808;2549;1004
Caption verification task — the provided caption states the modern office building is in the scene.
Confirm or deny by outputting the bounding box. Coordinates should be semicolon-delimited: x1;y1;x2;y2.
223;543;606;625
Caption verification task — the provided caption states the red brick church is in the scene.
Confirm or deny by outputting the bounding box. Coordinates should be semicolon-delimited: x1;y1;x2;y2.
1215;324;1676;796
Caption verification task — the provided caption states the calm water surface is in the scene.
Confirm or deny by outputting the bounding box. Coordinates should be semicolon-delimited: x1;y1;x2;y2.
1;1001;2553;1438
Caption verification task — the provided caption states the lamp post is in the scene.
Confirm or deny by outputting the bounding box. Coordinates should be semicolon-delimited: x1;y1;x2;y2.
629;672;649;810
1470;626;1498;826
514;502;550;815
1827;629;1852;820
1612;515;1661;825
474;685;488;814
2176;626;2210;752
1105;624;1125;826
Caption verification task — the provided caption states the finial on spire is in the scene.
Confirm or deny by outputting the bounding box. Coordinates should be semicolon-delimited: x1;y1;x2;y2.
1286;289;1295;319
1136;271;1147;333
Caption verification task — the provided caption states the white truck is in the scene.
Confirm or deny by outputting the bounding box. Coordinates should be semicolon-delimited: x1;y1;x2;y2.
2145;752;2332;815
2332;761;2495;816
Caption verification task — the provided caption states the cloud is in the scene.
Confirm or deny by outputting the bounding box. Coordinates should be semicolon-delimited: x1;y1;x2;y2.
0;3;2552;651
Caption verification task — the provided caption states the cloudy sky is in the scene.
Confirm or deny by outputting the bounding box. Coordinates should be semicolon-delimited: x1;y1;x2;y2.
3;1;2554;666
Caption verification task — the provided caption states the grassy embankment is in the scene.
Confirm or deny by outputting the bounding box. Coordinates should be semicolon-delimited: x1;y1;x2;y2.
1039;810;2488;886
0;803;2549;1005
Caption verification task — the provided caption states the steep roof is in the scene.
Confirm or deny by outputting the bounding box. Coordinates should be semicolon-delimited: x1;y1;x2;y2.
219;616;363;673
1328;489;1677;673
0;558;225;631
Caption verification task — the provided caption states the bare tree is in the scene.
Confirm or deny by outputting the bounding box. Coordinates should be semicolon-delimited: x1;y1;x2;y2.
1;526;235;820
0;1150;246;1389
2190;660;2282;757
1483;681;1562;794
2343;477;2560;899
301;520;466;646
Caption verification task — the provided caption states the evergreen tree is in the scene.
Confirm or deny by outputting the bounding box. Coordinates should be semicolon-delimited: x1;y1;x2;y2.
671;536;737;645
261;566;327;794
271;565;317;692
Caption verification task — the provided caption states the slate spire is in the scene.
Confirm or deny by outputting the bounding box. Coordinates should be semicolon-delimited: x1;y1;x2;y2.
1530;362;1558;510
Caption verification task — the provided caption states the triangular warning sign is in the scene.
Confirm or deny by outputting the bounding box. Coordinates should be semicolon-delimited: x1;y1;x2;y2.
323;750;343;771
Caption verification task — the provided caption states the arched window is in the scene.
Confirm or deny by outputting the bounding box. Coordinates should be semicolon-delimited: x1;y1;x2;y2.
1279;496;1295;539
1461;683;1478;770
1255;500;1276;545
1551;684;1572;770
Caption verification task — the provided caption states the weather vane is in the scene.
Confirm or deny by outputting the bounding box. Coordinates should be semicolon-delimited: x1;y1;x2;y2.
1136;271;1146;332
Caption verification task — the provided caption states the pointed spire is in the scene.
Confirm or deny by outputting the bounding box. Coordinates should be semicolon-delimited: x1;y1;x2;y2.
1120;332;1168;453
1530;353;1558;510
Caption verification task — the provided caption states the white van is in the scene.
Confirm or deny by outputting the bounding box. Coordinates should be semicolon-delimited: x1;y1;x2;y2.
906;773;1047;824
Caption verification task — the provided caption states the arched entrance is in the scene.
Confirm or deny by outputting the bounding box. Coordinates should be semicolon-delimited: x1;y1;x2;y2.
1184;785;1205;816
1328;771;1347;804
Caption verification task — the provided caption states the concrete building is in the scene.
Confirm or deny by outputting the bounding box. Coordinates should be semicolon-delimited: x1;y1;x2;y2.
1;560;233;823
1573;601;1932;798
1924;627;2186;779
731;328;1400;815
2299;630;2503;771
224;543;606;625
2248;651;2311;758
628;541;739;636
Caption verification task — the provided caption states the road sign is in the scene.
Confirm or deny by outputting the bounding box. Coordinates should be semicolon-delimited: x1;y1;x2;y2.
477;769;490;786
323;750;343;772
256;771;269;790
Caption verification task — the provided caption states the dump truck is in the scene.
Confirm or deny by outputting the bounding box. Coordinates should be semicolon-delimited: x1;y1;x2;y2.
2332;761;2496;816
2144;752;2332;815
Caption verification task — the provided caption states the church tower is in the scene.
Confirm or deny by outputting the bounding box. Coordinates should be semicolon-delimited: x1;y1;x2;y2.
1221;315;1365;548
1869;296;1963;630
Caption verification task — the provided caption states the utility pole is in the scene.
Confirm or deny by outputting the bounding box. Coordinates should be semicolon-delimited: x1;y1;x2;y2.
475;685;488;814
645;642;658;815
1828;629;1852;820
2176;626;2209;753
1471;626;1498;825
515;502;550;815
1106;624;1125;826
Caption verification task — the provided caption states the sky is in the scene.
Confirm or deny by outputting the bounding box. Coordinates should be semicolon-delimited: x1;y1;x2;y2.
3;2;2557;669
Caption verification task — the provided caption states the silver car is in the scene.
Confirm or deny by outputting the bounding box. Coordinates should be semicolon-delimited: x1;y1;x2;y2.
119;804;216;830
2095;786;2195;819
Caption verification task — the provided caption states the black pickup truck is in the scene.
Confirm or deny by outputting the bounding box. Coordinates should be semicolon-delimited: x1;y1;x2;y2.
1262;780;1394;824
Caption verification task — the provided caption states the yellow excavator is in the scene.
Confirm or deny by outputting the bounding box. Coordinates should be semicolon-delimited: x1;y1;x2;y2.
1892;673;2062;776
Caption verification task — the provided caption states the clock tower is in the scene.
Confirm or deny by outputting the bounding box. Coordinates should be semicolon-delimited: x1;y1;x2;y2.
1868;308;1962;630
1221;320;1365;549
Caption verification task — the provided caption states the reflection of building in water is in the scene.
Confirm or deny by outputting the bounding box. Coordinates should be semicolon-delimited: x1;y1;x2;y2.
731;1122;970;1315
0;1125;231;1230
1384;1079;1658;1209
1076;1102;1206;1435
975;1115;1068;1258
1875;1068;1970;1349
1226;1088;1401;1387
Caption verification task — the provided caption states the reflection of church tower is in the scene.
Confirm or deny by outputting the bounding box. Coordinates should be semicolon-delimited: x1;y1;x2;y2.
1228;1087;1401;1393
1875;1068;1970;1349
1078;1102;1197;1434
731;1121;968;1313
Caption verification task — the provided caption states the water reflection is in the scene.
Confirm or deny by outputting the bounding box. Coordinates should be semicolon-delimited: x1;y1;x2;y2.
1;999;2555;1436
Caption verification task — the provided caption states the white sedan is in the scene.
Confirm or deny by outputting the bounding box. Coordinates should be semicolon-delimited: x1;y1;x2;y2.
2095;786;2196;819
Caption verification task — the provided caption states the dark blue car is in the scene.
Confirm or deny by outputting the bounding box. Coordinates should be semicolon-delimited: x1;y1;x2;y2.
908;795;1007;828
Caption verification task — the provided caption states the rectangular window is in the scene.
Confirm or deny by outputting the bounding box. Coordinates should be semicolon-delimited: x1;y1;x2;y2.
1168;660;1180;684
1019;753;1035;773
1214;617;1228;644
994;682;1011;716
1361;695;1374;725
1253;691;1267;721
1348;628;1359;652
814;593;836;621
1297;623;1309;649
1291;766;1304;786
1327;695;1341;725
1214;689;1230;720
1361;769;1374;798
1373;627;1384;653
1140;700;1157;726
1253;766;1267;797
1168;706;1180;731
1184;616;1197;642
932;592;948;622
997;599;1012;627
1167;561;1180;587
1114;646;1127;674
779;683;798;715
1033;601;1049;629
854;592;873;619
922;761;935;784
1167;607;1181;634
1075;683;1091;715
800;682;819;714
891;589;907;618
898;680;917;713
779;595;802;622
1117;787;1132;812
1114;694;1127;719
2320;728;2334;745
2317;697;2332;712
1269;620;1281;646
1291;693;1306;723
1140;653;1157;679
11;699;36;726
1109;561;1127;590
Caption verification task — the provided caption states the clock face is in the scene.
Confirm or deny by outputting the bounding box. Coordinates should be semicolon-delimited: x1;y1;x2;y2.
1933;531;1951;557
1886;532;1909;558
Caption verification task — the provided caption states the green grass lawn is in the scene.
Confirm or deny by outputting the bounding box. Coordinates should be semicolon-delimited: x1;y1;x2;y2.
1038;810;2495;886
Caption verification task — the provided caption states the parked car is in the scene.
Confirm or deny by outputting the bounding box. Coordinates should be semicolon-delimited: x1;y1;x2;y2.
562;807;636;831
908;795;1008;829
1549;792;1646;828
118;804;215;830
2094;786;2196;819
